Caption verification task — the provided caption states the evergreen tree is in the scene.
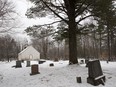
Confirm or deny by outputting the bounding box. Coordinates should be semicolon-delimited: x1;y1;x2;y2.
26;0;116;64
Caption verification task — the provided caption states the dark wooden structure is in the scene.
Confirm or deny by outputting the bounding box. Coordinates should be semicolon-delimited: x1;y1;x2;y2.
30;64;40;75
87;60;105;86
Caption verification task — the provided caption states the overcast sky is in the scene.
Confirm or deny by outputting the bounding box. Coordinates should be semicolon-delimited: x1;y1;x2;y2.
14;0;55;28
9;0;54;42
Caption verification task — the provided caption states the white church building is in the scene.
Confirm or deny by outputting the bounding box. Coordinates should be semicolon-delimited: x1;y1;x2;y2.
18;46;40;61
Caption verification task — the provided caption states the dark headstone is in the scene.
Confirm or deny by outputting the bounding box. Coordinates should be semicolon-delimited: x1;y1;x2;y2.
87;60;105;86
76;77;82;83
107;60;109;63
49;63;54;67
30;64;40;75
80;60;84;64
85;59;89;67
26;61;30;67
15;61;22;68
39;60;46;64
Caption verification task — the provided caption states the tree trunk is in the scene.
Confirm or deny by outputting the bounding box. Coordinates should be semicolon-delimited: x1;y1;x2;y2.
107;25;111;61
110;30;114;60
67;0;78;64
99;32;102;58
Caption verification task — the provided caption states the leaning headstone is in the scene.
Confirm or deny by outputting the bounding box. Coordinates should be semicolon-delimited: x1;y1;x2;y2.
87;60;105;86
30;64;40;75
26;61;30;67
15;60;22;68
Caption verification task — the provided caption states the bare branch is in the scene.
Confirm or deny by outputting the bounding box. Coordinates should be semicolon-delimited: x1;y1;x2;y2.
76;14;94;24
40;0;68;24
36;20;62;27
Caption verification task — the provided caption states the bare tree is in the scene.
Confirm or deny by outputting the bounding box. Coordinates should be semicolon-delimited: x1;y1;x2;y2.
0;0;18;33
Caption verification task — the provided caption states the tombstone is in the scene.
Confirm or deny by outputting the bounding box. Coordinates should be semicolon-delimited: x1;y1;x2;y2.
49;63;54;67
26;61;30;67
80;60;84;64
85;59;89;67
76;77;82;83
15;60;22;68
39;60;46;64
106;60;109;63
87;60;105;86
30;64;40;75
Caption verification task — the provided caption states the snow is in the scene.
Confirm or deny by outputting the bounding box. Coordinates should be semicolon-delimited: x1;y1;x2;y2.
0;60;116;87
94;75;105;80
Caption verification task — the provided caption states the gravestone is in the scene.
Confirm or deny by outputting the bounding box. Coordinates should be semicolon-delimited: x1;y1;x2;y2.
49;63;54;67
80;60;84;64
85;59;89;67
16;61;22;68
76;77;82;83
30;64;40;75
39;60;46;64
87;60;105;86
26;61;30;67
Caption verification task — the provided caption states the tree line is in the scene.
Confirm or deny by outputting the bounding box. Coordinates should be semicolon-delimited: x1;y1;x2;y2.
0;35;20;61
0;0;116;63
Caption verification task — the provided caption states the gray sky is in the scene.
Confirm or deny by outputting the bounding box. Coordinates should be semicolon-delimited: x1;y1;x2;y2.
13;0;54;28
10;0;54;42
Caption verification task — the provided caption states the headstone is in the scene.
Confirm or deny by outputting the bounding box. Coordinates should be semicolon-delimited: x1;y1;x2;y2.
85;59;89;67
49;63;54;67
39;60;46;64
87;60;105;86
26;61;30;67
80;60;84;64
76;77;82;83
107;60;109;63
30;64;40;75
16;61;22;68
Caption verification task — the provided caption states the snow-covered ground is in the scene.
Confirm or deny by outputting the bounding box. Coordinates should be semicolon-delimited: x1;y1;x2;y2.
0;60;116;87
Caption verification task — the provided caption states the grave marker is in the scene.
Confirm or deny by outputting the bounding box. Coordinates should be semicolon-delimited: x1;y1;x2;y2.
26;61;30;67
85;59;89;67
15;61;22;68
76;77;82;83
49;63;54;67
30;64;40;75
87;60;105;86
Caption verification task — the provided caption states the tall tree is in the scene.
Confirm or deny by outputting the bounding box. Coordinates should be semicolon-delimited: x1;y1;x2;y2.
26;0;115;64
